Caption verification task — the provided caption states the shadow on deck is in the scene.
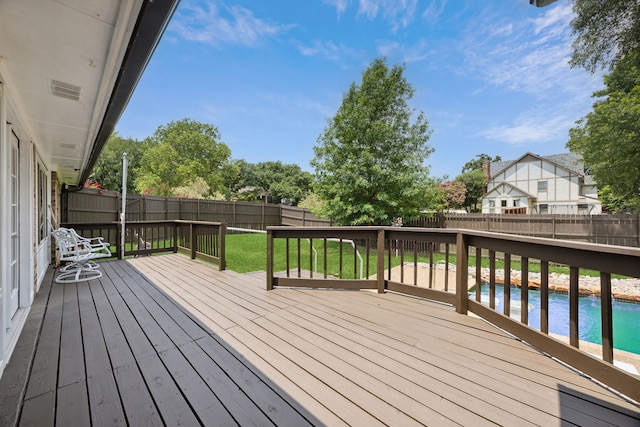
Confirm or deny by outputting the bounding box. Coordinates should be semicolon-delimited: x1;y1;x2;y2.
1;253;639;426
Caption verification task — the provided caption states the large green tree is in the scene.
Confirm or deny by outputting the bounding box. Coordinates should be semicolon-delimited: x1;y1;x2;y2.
567;55;640;212
570;0;640;73
312;57;433;225
460;153;501;174
90;133;147;192
135;119;237;197
455;169;486;212
253;161;313;205
230;160;313;205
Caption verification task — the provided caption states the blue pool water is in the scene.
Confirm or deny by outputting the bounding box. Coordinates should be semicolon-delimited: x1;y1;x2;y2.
474;285;640;355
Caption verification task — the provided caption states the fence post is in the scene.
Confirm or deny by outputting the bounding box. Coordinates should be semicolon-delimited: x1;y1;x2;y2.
218;223;226;271
455;232;469;314
377;228;385;294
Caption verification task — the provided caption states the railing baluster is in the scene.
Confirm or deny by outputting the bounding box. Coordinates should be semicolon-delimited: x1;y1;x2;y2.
540;261;549;334
387;237;392;281
600;272;614;363
413;241;418;286
521;257;529;325
339;238;343;279
489;250;496;309
428;242;434;289
297;238;301;278
569;266;579;348
353;241;358;279
475;248;482;302
400;238;404;283
444;243;449;292
504;253;511;317
365;239;370;278
377;229;385;293
309;238;313;279
286;238;290;278
323;238;327;279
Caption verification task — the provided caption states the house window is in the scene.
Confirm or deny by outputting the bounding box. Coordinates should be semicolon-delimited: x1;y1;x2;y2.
538;180;548;192
489;200;495;208
37;163;48;242
513;199;519;207
501;200;507;207
539;203;548;214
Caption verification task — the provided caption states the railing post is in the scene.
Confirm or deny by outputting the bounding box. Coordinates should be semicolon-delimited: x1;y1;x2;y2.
376;228;385;293
218;223;226;271
266;228;274;290
173;222;178;253
569;266;579;348
190;223;196;260
116;222;122;259
455;232;469;314
600;272;613;363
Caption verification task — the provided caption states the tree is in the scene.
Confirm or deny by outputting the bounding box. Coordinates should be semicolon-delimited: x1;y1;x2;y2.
312;57;433;225
461;154;501;174
567;55;640;212
90;133;147;192
570;0;640;73
230;160;312;204
252;161;313;205
134;119;236;197
455;169;486;212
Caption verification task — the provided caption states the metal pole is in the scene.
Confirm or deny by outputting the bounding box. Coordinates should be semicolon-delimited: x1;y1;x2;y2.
120;153;128;259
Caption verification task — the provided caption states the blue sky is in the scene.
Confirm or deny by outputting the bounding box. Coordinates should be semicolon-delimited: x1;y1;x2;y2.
116;0;603;178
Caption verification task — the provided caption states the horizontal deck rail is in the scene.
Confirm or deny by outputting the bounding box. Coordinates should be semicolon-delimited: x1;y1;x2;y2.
61;220;226;269
266;226;640;403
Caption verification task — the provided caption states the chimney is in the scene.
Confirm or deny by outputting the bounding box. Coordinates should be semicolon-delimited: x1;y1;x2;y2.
482;160;490;195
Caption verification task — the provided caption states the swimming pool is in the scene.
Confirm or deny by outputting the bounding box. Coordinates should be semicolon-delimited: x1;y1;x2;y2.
475;284;640;354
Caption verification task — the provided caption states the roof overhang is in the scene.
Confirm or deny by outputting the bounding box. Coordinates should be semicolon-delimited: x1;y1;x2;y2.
0;0;179;186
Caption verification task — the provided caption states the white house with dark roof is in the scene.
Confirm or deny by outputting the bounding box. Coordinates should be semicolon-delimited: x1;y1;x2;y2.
481;152;602;215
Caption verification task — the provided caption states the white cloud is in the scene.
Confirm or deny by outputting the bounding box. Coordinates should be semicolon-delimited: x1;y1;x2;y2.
323;0;350;17
356;0;418;31
479;104;579;145
458;3;601;100
422;0;448;25
376;39;433;63
171;1;294;47
296;40;358;61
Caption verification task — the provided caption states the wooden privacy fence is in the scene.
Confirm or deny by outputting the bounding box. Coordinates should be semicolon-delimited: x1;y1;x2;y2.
64;189;640;246
63;189;329;228
445;214;640;247
266;225;640;403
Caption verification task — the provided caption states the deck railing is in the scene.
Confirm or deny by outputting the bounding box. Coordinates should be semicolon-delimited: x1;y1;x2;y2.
61;220;226;269
266;226;640;402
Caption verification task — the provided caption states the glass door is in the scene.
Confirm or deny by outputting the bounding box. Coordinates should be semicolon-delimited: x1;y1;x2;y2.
9;130;19;319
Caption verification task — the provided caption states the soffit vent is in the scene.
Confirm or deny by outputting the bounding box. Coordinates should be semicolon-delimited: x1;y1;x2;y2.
50;79;81;101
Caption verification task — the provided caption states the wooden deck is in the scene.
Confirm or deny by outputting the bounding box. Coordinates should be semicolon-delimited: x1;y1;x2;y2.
1;254;639;426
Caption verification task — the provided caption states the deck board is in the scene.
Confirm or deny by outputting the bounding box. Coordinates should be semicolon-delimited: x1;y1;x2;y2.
129;254;640;426
1;253;639;426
